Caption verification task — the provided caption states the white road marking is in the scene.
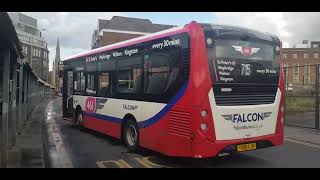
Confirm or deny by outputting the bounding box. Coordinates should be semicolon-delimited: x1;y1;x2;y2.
285;137;320;149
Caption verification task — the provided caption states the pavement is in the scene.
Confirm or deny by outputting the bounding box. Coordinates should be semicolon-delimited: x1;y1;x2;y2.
6;96;320;168
285;125;320;145
6;97;52;168
285;112;315;129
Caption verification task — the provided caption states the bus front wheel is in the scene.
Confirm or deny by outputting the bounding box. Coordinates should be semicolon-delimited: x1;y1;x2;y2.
123;119;139;152
76;108;84;129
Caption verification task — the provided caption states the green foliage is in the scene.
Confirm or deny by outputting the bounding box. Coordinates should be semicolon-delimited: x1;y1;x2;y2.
285;96;315;113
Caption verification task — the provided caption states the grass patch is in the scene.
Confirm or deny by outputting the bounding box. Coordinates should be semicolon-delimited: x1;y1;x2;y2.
285;96;315;113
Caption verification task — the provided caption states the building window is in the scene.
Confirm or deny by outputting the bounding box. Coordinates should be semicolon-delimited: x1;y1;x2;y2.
293;53;297;59
293;63;299;83
22;46;27;55
283;53;287;59
314;53;318;59
304;53;308;59
304;64;311;84
24;46;28;55
282;63;288;83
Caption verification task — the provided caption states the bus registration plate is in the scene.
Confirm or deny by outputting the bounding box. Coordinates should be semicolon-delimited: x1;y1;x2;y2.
237;143;256;152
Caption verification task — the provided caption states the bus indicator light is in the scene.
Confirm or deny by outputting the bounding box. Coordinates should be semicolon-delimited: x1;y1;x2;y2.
200;123;207;131
201;110;208;117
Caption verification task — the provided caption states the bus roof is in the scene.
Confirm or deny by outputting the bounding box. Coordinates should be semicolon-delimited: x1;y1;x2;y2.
200;23;280;42
64;25;185;61
64;22;280;62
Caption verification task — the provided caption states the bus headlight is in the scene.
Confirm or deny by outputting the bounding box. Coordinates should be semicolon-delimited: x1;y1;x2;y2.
200;123;207;131
201;110;207;117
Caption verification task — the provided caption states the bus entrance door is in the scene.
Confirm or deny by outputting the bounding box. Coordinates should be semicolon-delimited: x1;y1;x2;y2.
62;70;74;121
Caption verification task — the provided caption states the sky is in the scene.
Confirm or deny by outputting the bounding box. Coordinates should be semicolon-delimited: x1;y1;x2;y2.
19;12;320;71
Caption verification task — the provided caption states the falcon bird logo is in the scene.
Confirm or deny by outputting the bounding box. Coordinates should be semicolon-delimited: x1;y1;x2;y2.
232;45;260;56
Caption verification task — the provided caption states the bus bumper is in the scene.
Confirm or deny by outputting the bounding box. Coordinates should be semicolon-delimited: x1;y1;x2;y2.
192;132;283;158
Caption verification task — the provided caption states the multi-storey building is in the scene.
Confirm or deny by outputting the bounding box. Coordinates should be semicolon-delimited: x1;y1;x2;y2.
8;12;49;82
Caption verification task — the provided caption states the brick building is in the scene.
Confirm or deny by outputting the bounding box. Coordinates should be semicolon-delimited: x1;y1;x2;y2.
282;41;320;88
91;16;175;49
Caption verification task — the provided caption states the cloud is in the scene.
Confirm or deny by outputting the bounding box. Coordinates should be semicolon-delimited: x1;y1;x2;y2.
15;12;320;72
20;12;124;70
212;12;320;48
48;46;86;70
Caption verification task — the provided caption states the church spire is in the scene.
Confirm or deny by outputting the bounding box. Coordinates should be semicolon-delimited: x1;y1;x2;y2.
55;37;61;64
54;37;61;93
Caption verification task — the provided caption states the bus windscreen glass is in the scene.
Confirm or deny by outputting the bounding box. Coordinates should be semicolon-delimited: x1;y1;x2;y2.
212;39;280;85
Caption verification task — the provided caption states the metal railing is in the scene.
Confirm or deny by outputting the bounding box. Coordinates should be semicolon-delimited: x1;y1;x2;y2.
282;64;320;131
0;55;54;167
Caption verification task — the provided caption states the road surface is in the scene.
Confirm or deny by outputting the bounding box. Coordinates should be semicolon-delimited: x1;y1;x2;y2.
45;97;320;168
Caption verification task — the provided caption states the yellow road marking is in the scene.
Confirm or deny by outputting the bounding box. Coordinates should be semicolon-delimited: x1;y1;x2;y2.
285;137;320;149
143;157;165;167
134;156;172;168
96;159;132;168
134;157;153;168
96;160;126;168
118;159;133;168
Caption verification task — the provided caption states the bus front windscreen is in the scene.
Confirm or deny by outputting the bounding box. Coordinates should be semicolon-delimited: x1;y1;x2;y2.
212;39;280;85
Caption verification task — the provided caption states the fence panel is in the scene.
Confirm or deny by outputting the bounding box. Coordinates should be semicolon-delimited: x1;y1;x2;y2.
283;64;318;129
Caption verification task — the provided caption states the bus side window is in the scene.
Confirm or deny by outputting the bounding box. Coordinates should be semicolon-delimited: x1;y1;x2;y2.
86;62;97;95
117;55;142;95
143;43;183;102
80;72;85;92
144;53;170;95
98;60;116;97
98;72;110;97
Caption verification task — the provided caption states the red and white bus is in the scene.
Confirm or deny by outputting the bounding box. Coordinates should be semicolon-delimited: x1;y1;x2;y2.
61;21;284;158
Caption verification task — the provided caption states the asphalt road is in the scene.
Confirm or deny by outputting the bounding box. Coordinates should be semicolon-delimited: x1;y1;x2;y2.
46;97;320;168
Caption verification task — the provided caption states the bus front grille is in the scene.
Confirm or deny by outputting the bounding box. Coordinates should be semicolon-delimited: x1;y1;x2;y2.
215;94;276;106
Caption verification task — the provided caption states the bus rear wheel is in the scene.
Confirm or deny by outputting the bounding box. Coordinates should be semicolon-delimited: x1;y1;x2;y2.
123;119;139;152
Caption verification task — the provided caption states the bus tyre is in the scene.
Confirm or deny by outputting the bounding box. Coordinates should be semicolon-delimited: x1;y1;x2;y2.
76;109;84;129
123;119;139;152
